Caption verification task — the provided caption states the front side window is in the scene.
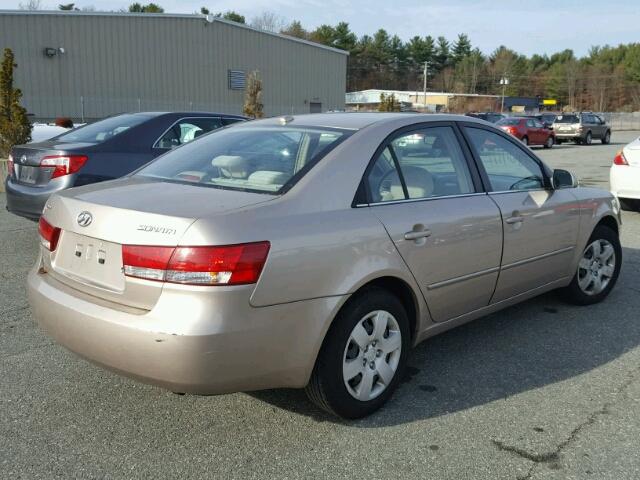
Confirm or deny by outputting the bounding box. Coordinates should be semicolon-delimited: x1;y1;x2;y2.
56;113;150;143
366;126;475;203
156;117;223;149
464;127;545;192
139;126;348;193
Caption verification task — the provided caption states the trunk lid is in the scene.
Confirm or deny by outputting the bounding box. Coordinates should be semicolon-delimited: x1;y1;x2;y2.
11;141;94;186
42;177;275;309
624;138;640;166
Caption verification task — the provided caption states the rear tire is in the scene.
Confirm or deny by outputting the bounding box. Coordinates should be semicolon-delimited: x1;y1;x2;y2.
559;225;621;305
602;130;611;144
522;136;529;146
584;131;593;145
305;287;410;419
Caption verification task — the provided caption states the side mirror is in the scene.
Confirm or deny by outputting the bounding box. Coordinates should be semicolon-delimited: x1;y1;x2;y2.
552;169;577;189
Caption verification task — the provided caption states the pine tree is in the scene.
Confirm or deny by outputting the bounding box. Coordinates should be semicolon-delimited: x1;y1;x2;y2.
243;71;264;119
0;48;32;158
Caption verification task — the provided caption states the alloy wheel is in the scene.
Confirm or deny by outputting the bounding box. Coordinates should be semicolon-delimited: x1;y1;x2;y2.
342;310;402;401
577;239;616;295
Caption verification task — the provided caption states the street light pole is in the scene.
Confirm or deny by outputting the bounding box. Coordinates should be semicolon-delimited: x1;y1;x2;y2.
499;76;509;113
423;61;428;110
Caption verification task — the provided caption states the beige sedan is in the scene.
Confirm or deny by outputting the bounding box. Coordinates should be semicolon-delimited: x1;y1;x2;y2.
28;113;622;418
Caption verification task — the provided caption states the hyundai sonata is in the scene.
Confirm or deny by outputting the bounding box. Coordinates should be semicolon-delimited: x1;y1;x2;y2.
28;113;622;418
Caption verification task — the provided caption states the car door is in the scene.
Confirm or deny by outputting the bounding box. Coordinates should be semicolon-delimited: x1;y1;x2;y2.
462;125;580;302
153;116;224;156
525;119;538;144
592;115;606;139
533;119;550;144
363;123;503;322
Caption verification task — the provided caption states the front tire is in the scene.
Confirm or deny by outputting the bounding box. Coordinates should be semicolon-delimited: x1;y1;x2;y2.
559;225;621;305
584;131;593;145
305;287;410;419
543;136;554;149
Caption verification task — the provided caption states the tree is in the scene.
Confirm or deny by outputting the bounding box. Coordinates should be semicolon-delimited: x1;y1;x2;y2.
219;11;245;23
18;0;42;9
281;20;308;39
128;3;164;13
250;12;286;32
452;33;472;65
0;49;32;158
59;3;77;10
200;7;209;15
378;93;401;112
243;71;264;119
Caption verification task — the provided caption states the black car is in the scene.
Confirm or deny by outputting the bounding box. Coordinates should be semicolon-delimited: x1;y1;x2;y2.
5;112;246;219
465;112;506;124
532;113;558;129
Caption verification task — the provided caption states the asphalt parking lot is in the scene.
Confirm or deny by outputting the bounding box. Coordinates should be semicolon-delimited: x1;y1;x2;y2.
1;131;639;480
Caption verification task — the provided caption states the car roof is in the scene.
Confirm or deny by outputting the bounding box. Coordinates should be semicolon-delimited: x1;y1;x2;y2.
250;112;485;130
143;112;247;119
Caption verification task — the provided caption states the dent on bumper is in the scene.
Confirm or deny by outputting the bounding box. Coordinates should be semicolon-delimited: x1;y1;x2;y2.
27;266;344;394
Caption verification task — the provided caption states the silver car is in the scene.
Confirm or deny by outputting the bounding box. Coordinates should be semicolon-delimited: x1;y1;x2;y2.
28;113;622;419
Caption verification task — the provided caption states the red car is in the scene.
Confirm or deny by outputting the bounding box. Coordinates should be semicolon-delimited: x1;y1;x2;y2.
496;117;555;148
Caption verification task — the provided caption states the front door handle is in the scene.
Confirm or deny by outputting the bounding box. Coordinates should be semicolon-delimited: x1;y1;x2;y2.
404;229;432;241
505;216;524;224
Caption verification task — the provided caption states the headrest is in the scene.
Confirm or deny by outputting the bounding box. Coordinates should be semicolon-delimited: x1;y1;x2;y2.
247;170;288;186
212;155;249;179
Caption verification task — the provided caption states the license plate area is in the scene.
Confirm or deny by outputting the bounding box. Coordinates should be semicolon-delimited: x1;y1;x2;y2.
52;231;125;293
18;165;40;184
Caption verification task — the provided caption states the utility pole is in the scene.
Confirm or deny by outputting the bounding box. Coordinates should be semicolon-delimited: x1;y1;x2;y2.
499;76;509;113
423;61;428;111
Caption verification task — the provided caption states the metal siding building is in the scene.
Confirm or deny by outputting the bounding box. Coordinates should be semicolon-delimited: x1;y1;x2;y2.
0;10;347;120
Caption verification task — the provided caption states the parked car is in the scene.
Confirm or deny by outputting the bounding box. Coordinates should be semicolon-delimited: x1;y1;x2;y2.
29;123;74;143
552;112;611;145
532;113;557;129
29;113;622;419
5;112;246;220
610;136;640;211
465;112;506;124
496;117;555;148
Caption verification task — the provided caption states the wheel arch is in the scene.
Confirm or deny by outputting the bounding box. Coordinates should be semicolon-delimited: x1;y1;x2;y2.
596;214;619;236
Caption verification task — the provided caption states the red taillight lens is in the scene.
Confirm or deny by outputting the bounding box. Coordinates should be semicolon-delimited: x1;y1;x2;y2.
40;155;88;179
613;151;629;166
7;154;14;178
38;217;61;251
122;242;270;285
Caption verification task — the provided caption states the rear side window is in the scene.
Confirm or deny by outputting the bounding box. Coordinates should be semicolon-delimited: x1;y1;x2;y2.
156;117;223;149
222;117;245;126
56;114;149;143
366;126;475;203
464;127;545;192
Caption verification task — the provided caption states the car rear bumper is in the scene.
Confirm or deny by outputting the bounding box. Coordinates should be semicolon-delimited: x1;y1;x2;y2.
27;262;344;394
610;164;640;199
5;176;72;220
554;132;582;140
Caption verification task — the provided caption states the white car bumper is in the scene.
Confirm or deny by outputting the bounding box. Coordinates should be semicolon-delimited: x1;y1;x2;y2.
610;163;640;199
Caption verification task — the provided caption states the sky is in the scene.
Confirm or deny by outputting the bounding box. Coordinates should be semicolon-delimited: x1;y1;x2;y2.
2;0;639;57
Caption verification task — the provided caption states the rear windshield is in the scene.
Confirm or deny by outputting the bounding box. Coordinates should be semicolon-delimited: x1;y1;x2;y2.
137;126;350;194
555;115;579;124
56;114;150;143
496;118;521;126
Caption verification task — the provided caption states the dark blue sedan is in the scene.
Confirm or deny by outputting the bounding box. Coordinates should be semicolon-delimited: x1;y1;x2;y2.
5;111;246;220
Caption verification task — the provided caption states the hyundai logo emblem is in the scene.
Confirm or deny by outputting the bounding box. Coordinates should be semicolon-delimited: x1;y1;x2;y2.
77;211;93;227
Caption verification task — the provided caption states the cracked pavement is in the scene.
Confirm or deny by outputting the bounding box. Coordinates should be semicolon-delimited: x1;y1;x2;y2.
1;131;640;479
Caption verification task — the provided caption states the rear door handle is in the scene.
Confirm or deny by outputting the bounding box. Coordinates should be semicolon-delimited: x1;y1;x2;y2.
505;216;524;224
404;229;432;241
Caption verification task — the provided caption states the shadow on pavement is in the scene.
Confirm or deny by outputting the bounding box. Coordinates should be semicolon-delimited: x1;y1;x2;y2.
250;246;640;427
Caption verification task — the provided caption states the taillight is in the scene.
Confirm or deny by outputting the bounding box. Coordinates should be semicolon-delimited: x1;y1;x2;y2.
613;151;629;166
7;154;14;178
122;242;270;286
38;217;61;251
40;155;88;179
